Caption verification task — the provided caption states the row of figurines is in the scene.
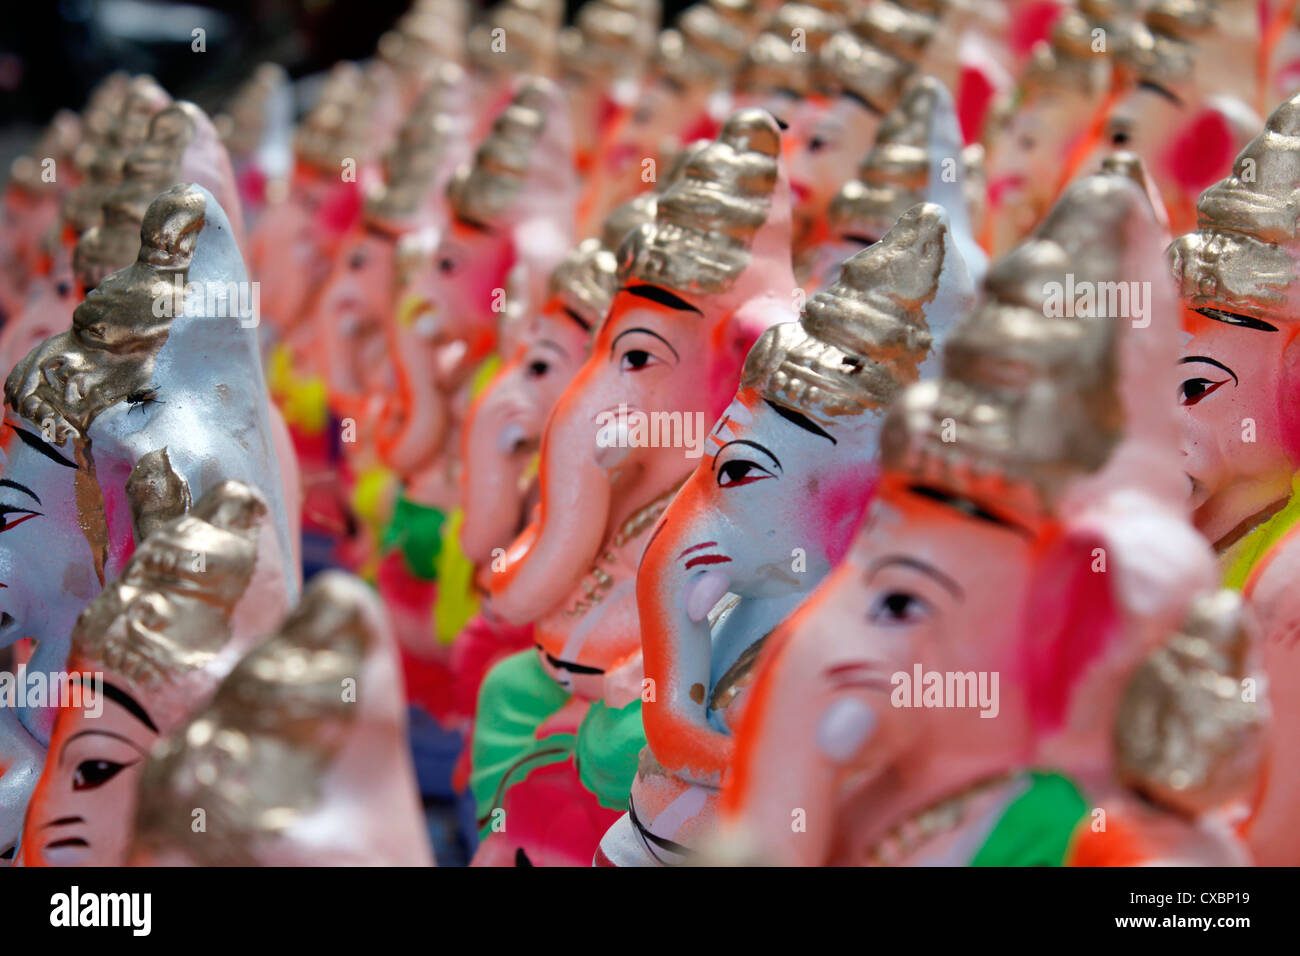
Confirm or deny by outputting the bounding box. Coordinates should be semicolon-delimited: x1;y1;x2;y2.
0;0;1299;866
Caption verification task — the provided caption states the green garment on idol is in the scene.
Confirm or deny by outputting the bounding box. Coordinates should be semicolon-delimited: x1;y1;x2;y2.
970;771;1089;867
382;493;446;581
470;650;645;839
1222;472;1300;591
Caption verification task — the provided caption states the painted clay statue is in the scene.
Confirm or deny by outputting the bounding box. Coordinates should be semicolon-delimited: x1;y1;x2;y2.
215;63;294;227
799;74;987;292
715;164;1255;866
372;77;575;663
559;0;660;187
377;0;468;111
0;184;296;852
0;76;173;378
1168;89;1300;865
472;108;797;866
128;571;433;866
578;0;761;236
0;110;81;322
982;1;1118;255
598;200;976;865
18;479;266;866
316;64;471;440
1071;0;1261;236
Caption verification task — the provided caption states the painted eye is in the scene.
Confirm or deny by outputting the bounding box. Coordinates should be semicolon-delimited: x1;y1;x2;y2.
619;349;657;372
0;507;40;533
349;251;366;270
717;459;774;488
438;256;456;275
527;360;549;378
1179;376;1227;407
1111;129;1130;146
809;136;828;153
869;590;930;625
72;759;132;791
56;281;71;297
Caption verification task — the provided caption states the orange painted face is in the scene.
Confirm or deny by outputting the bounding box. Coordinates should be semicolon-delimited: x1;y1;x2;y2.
19;671;155;867
718;476;1047;864
1177;306;1299;544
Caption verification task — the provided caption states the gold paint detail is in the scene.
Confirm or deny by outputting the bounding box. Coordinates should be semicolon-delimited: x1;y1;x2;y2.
1115;589;1266;817
130;572;376;866
743;201;946;419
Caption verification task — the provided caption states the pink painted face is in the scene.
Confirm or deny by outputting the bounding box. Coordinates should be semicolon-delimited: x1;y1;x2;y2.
784;96;880;251
985;87;1095;252
375;219;515;477
489;285;756;644
315;229;399;414
459;298;593;565
1177;310;1297;545
18;671;155;867
719;481;1050;864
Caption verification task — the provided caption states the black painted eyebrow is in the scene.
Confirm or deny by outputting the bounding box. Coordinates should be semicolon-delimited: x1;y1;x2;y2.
907;484;1034;537
1179;355;1238;385
622;284;703;315
765;399;837;445
454;214;495;234
6;424;77;469
1137;79;1183;108
713;438;782;473
1195;307;1278;332
610;325;681;361
0;479;39;504
562;306;592;331
868;554;965;600
85;677;159;733
841;89;883;116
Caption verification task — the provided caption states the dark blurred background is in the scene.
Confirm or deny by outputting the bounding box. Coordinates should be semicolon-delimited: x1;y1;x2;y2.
0;0;701;119
0;0;693;167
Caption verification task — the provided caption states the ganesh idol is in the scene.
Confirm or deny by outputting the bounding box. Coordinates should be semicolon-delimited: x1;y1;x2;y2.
715;163;1260;866
1168;89;1300;865
301;66;472;574
981;0;1119;256
597;200;977;866
0;76;173;379
0;109;81;322
449;171;674;742
213;63;295;229
798;73;987;292
128;571;432;866
471;108;798;866
371;77;577;664
557;0;660;196
17;479;267;866
577;0;764;237
0;184;297;854
1069;0;1261;236
731;1;854;260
